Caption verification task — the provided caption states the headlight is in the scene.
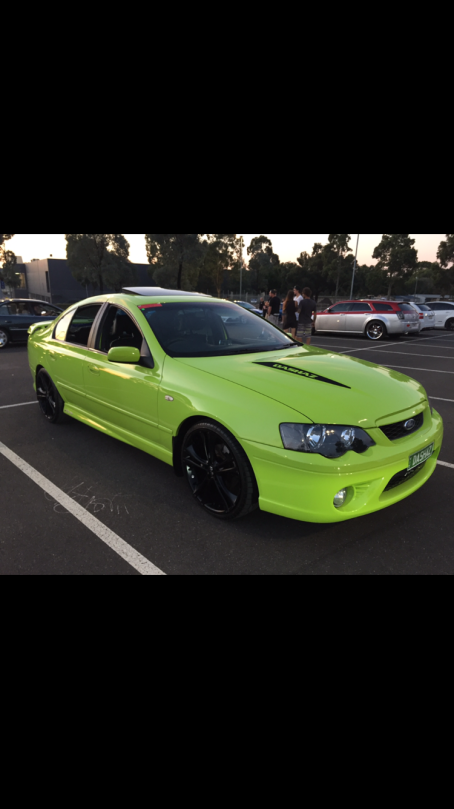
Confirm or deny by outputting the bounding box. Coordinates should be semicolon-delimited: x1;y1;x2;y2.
280;423;375;459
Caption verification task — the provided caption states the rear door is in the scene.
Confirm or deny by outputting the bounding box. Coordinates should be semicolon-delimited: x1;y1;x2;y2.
46;304;105;410
316;303;350;331
344;302;373;332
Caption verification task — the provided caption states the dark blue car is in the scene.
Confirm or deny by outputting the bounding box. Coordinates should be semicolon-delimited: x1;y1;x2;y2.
0;299;63;349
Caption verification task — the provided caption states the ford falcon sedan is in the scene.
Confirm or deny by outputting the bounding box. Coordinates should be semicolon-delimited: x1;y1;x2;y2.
27;288;443;524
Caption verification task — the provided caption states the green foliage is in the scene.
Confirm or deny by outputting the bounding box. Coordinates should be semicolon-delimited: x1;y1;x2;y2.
247;236;280;293
66;234;134;294
372;234;418;298
0;250;19;286
437;234;454;268
328;234;352;296
202;234;241;297
145;234;205;290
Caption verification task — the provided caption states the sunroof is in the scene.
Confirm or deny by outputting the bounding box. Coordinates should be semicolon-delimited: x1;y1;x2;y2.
121;287;210;297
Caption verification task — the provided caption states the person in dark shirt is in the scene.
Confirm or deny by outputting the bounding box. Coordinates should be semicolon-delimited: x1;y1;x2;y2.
297;287;317;345
267;290;281;327
282;290;298;339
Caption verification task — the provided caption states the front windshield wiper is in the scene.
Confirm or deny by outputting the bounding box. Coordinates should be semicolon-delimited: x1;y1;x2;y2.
274;343;300;350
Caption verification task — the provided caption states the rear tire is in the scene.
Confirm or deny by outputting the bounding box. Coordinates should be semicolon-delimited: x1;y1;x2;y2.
36;369;67;424
0;328;10;349
366;321;387;341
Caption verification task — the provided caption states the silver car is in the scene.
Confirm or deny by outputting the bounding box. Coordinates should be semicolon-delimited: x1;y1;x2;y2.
315;300;420;341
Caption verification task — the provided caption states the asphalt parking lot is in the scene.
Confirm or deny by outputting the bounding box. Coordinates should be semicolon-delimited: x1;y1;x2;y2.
1;330;453;575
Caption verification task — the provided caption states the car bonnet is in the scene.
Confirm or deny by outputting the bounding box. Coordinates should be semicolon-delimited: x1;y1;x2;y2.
177;346;427;428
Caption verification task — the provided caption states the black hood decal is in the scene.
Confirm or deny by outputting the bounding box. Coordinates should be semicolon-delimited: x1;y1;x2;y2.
254;362;350;389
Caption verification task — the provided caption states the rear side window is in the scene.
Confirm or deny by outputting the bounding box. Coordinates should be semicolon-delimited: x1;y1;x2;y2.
349;303;372;312
54;310;76;342
373;303;395;312
55;304;102;346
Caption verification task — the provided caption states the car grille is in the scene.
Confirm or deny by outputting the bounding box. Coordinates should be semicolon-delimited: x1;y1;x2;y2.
384;463;426;492
380;412;424;441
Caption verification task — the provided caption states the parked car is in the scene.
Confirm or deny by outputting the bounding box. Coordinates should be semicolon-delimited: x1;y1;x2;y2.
27;288;443;524
234;301;263;317
426;301;454;330
402;302;435;331
315;300;420;341
0;299;63;349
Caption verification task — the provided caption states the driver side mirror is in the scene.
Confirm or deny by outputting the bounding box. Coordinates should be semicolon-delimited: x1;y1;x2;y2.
108;346;140;364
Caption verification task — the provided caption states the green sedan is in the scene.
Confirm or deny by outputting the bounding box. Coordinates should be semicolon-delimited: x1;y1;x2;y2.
27;288;443;523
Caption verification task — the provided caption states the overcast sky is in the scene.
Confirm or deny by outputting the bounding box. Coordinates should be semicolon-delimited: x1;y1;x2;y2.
7;234;444;266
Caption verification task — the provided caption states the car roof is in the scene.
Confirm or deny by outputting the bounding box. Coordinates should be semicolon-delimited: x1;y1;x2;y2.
0;298;58;304
121;286;211;298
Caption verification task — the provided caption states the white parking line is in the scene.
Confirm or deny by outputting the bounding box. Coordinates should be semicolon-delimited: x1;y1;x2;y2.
377;365;454;375
0;401;38;410
0;440;165;576
357;351;454;360
437;461;454;470
430;397;454;403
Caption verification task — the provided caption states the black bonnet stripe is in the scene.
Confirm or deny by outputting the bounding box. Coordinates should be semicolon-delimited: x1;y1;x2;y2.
254;362;350;389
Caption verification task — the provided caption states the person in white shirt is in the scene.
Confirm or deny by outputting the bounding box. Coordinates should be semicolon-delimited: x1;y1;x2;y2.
293;286;303;321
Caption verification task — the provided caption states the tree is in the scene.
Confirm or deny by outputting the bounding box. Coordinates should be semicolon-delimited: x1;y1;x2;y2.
0;250;19;288
66;234;134;294
433;235;454;296
437;235;454;268
145;234;205;290
328;234;352;297
202;234;241;298
247;236;280;293
372;234;418;299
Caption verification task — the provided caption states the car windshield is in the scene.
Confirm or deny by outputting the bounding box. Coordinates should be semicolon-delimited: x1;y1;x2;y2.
141;302;296;358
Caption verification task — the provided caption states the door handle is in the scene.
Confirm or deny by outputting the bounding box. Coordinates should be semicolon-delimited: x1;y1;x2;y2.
88;365;100;375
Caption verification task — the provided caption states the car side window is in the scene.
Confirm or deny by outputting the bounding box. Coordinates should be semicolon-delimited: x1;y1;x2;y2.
329;304;350;313
32;302;60;316
97;306;144;353
429;303;442;311
349;303;372;312
60;304;103;347
373;303;394;312
54;310;76;343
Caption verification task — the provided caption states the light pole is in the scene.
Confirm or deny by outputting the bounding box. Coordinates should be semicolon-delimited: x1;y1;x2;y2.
350;234;360;299
239;235;244;298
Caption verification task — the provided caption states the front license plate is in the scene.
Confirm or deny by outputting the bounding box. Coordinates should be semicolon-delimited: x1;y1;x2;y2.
408;443;434;470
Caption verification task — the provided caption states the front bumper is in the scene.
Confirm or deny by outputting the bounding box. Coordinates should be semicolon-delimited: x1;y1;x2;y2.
241;406;443;523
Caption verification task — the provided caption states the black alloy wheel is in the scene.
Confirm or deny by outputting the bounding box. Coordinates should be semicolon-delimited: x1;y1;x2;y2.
446;319;454;331
36;369;67;424
366;321;387;341
182;421;258;520
0;328;9;349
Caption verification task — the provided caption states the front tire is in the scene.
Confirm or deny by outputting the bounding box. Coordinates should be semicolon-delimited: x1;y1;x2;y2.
446;318;454;332
36;369;67;424
0;328;10;349
182;421;258;520
366;320;387;341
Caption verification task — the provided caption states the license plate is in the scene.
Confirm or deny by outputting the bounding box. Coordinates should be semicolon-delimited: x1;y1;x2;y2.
408;443;434;470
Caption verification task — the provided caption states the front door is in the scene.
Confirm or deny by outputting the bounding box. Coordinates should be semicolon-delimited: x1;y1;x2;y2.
82;305;163;452
317;303;350;331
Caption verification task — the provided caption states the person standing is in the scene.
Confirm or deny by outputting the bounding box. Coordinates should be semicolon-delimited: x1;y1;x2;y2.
267;290;281;327
282;290;298;340
293;286;303;322
297;287;317;345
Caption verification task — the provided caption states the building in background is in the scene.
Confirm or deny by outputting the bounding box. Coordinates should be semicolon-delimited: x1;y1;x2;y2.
2;259;155;303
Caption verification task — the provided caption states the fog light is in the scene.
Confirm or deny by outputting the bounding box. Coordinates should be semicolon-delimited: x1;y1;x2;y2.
334;489;347;508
